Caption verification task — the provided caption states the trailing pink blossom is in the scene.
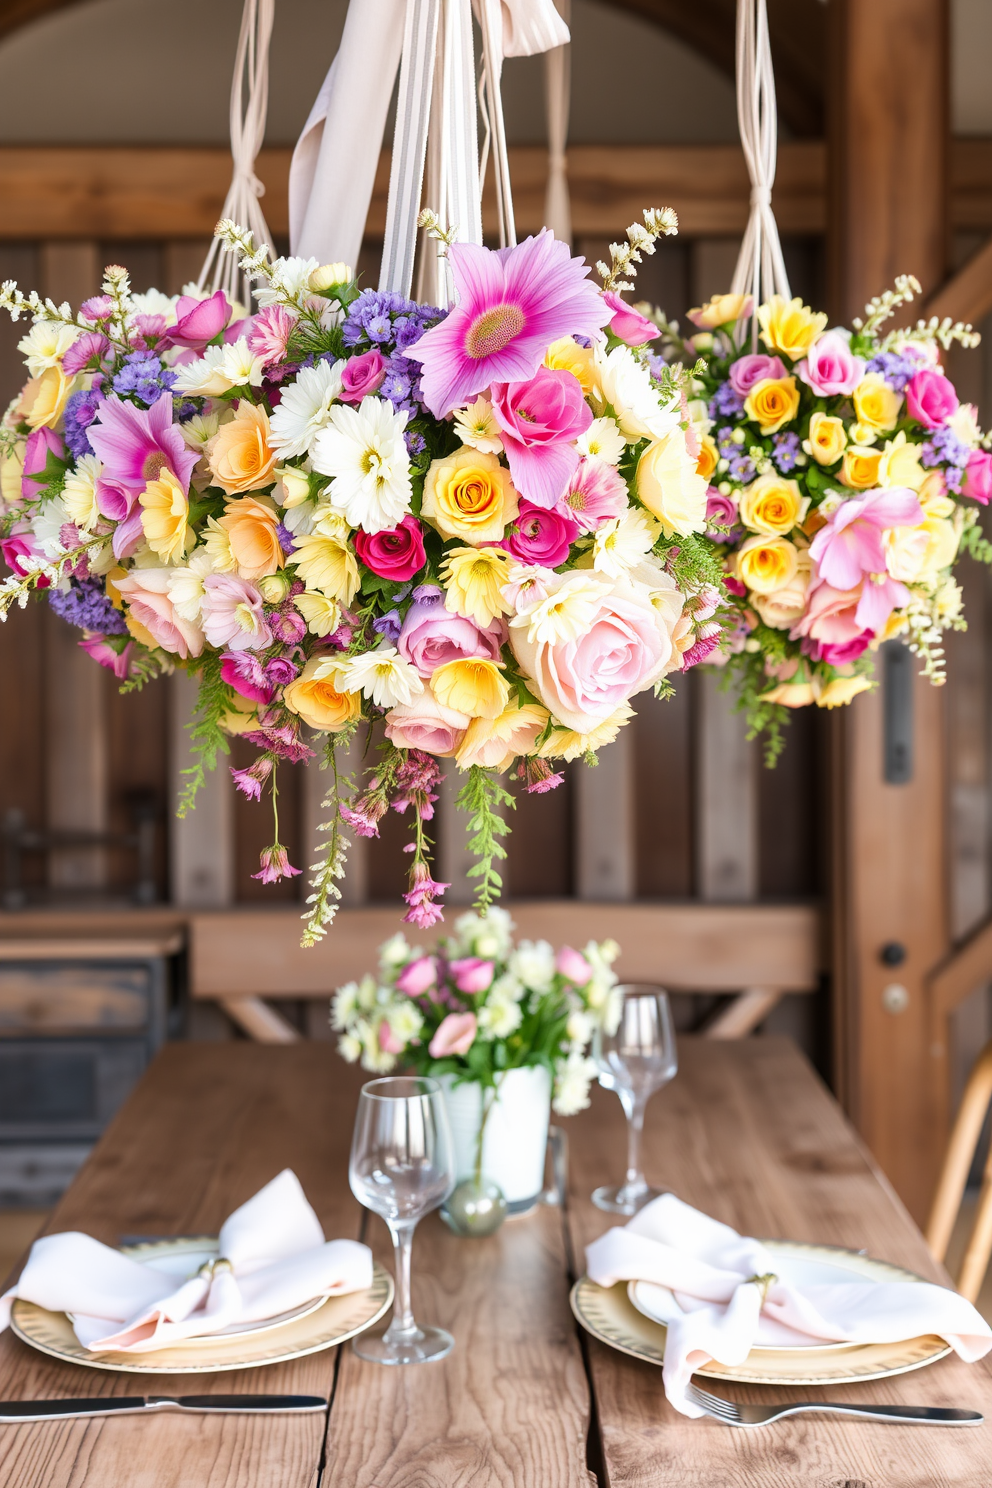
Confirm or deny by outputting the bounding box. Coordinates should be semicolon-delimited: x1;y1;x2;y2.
403;860;450;930
252;844;302;884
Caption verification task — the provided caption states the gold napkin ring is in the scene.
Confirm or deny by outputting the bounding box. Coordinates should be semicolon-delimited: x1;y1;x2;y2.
746;1272;778;1304
196;1256;234;1280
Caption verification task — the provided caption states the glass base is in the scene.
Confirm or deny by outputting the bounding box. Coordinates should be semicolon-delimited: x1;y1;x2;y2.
591;1183;663;1216
352;1323;454;1366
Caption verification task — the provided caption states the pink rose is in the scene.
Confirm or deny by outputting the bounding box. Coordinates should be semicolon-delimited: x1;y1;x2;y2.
428;1011;478;1058
794;331;864;397
22;427;65;501
114;569;204;659
791;580;863;649
162;290;232;351
502;499;579;567
704;488;740;541
729;354;786;397
384;685;470;757
491;368;592;508
247;306;296;367
200;574;272;652
78;633;134;679
339;350;387;403
964;450;992;505
449;957;496;994
396;955;438;996
906;368;959;429
562;457;628;533
510;573;674;733
354;515;426;582
398;583;505;677
556;945;592;984
603;291;658;348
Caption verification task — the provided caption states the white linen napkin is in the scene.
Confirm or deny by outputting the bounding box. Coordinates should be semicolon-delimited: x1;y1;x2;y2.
0;1170;373;1353
585;1194;992;1417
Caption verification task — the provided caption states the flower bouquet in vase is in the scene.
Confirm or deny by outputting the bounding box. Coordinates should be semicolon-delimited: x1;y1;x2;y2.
332;906;620;1225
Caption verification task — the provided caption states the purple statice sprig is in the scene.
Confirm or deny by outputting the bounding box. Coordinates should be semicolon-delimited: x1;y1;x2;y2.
865;351;921;393
63;388;105;459
921;425;971;492
709;381;745;421
341;290;444;416
48;577;127;635
772;430;802;473
112;352;177;408
717;425;756;484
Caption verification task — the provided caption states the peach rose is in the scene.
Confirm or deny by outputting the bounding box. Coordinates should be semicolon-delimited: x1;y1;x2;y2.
283;656;362;732
209;402;278;494
219;495;285;578
114;568;204;659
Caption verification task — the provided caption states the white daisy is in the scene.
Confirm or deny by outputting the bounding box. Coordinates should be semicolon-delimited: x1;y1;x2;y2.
61;454;103;533
592;508;660;578
17;320;81;377
453;396;503;454
172;346;234;398
255;256;321;309
311;396;412;534
167;548;215;623
269;360;345;459
593;344;681;443
553;1051;598;1117
337;646;423;709
218;338;266;388
576;416;624;466
511;571;611;646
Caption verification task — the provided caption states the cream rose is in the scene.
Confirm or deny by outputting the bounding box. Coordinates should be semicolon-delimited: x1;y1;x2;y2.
751;550;812;629
635;427;707;537
114;569;204;659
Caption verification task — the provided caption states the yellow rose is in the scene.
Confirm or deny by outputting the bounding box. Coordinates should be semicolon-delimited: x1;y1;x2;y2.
879;433;925;491
758;680;816;708
814;675;871;709
455;702;550;771
738;474;807;536
687;293;751;331
840;446;884;490
219;495;285;579
751;550;812;629
743;376;800;436
544;337;596;394
536;705;633;762
432;658;510;720
736;534;799;594
758;295;828;359
440;546;511;628
23;366;74;429
291;531;359;604
276;466;312;507
852;374;901;435
695;433;719;482
1;446;24;506
635;427;708;537
139;467;193;564
422;446;518;545
806;411;847;467
284;656;362;732
208;402;277;495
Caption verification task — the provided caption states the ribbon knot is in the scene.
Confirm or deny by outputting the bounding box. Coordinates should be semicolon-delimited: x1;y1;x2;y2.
750;184;772;208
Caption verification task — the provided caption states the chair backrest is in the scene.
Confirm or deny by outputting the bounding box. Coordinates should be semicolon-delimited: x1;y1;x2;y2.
926;1039;992;1301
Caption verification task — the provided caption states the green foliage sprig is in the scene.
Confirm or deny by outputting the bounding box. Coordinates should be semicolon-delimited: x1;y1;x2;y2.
176;653;232;818
458;767;514;914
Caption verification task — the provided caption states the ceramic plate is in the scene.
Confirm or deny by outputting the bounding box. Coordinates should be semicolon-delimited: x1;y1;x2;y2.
11;1237;393;1375
628;1239;903;1352
572;1241;951;1386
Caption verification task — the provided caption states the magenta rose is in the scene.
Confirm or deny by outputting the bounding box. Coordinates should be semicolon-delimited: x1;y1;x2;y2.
398;583;505;678
728;353;787;397
503;499;579;566
21;426;65;501
161;290;232;351
905;368;959;429
353;515;426;582
795;331;864;397
816;635;874;665
339;350;387;404
491;367;592;508
964;450;992;505
603;291;657;348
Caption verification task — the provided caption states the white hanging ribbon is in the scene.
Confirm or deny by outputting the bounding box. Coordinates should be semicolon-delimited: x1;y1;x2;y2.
729;0;791;348
198;0;276;308
289;0;569;300
543;0;571;243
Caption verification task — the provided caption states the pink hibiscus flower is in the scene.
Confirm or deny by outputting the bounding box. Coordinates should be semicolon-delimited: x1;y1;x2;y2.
490;368;592;507
87;393;198;496
406;230;611;416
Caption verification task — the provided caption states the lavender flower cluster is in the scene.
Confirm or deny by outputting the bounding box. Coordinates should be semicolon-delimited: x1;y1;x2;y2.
341;289;442;429
48;577;127;634
922;424;972;492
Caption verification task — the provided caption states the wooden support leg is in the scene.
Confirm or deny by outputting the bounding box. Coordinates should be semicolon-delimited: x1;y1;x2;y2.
926;1040;992;1262
704;988;783;1040
217;997;301;1043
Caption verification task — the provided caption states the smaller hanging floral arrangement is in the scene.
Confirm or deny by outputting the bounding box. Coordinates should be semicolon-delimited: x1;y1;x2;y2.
332;905;620;1117
665;278;991;760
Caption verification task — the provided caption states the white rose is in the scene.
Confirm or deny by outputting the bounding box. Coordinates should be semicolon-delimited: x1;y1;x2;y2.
635;427;708;537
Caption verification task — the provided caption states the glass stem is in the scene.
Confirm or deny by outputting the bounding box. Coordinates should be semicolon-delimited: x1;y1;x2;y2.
624;1098;647;1195
384;1222;417;1339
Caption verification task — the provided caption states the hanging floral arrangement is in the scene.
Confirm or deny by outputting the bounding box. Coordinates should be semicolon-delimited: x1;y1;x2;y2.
0;210;727;940
662;278;992;760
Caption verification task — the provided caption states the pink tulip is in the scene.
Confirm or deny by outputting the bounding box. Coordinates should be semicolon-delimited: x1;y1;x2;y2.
396;956;438;996
809;489;925;590
163;290;232;351
794;332;864;397
428;1011;478;1058
905;368;959;430
449;957;495;995
556;945;592;984
603;291;658;347
21;426;65;501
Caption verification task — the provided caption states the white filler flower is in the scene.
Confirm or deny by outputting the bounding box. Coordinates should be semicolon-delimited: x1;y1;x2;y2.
312;396;413;533
338;646;423;709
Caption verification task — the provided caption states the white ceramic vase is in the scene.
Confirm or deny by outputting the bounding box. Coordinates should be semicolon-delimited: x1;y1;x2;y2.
438;1065;552;1214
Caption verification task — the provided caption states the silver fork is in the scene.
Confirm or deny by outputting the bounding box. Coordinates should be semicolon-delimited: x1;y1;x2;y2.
685;1383;983;1427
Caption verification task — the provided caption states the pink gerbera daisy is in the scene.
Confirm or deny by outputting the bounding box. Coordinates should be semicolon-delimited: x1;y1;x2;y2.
406;230;612;417
87;392;198;495
562;456;629;533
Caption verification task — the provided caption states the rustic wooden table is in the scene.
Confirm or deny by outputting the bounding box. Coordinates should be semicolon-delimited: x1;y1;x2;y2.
1;1037;990;1487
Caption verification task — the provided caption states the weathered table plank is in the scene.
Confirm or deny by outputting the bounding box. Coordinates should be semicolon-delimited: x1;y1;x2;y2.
565;1037;992;1488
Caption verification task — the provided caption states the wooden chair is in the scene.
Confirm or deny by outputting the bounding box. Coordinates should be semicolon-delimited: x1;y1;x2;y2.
926;1040;992;1302
188;901;822;1044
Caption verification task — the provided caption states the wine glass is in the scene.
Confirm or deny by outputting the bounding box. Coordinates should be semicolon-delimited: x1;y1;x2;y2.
349;1076;456;1365
592;985;677;1215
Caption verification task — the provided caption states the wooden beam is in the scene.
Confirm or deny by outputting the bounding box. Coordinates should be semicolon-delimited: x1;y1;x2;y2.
703;987;784;1039
827;0;950;1227
217;996;301;1044
926;236;992;328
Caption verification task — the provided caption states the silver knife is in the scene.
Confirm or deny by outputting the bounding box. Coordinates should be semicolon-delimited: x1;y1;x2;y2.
0;1396;327;1423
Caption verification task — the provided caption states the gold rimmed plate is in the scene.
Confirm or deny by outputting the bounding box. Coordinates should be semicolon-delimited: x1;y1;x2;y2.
11;1237;393;1375
571;1240;951;1386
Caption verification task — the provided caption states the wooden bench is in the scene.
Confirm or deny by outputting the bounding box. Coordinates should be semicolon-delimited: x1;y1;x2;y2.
188;902;823;1043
